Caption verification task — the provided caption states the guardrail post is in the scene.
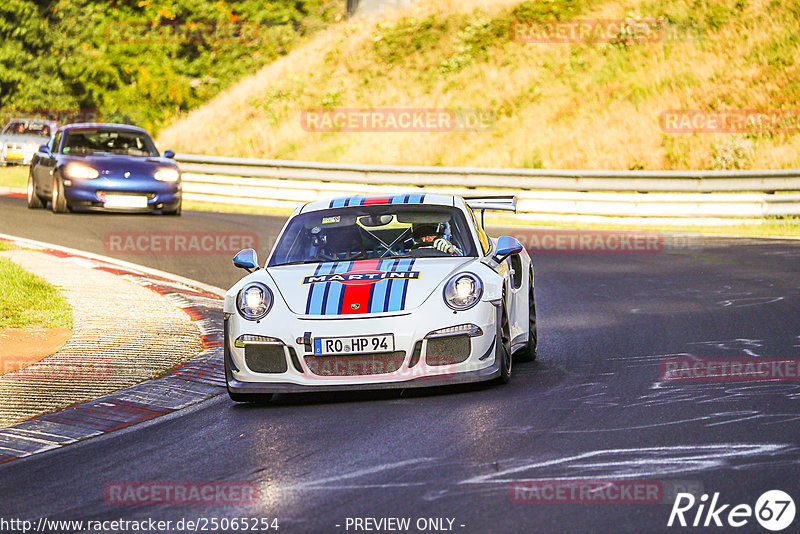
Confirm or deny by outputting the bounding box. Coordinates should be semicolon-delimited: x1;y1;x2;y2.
346;0;360;17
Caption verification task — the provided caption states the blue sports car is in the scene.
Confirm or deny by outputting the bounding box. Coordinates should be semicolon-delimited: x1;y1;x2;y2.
28;123;182;215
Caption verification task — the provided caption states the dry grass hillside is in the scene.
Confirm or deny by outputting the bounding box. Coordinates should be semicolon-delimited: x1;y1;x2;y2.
158;0;800;170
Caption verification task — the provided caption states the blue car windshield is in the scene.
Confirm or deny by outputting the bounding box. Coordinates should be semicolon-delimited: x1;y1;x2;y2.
61;128;158;157
268;205;477;266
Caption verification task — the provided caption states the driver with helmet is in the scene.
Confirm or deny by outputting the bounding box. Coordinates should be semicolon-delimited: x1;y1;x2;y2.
411;222;461;254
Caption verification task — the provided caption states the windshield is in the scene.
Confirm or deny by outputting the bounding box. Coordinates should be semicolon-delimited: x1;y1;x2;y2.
61;128;158;157
268;205;477;267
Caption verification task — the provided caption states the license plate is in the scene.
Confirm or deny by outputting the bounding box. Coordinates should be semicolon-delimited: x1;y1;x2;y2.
313;334;394;355
104;195;148;208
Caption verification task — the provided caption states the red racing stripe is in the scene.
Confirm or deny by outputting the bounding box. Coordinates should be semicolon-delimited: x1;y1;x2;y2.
340;259;380;314
363;196;393;205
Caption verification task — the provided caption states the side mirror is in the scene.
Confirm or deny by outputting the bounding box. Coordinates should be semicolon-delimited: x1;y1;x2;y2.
233;248;259;272
163;150;175;159
39;145;51;154
492;236;523;264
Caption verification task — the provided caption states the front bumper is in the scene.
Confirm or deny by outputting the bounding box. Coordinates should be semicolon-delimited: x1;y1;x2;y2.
63;179;181;211
224;302;501;394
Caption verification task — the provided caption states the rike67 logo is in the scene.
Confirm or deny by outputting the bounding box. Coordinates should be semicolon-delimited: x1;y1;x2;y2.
668;490;796;531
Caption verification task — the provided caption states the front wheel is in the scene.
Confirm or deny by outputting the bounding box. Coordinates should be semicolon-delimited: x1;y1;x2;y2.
516;266;538;362
51;176;70;213
494;303;512;384
27;172;44;209
163;199;181;216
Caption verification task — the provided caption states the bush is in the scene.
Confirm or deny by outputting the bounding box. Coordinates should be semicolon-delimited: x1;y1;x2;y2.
0;0;343;134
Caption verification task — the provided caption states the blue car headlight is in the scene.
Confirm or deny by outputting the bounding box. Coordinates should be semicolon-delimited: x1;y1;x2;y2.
443;272;483;311
63;162;99;179
154;168;179;182
236;282;273;321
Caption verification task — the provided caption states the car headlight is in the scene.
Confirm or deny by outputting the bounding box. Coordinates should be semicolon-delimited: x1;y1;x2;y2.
236;282;273;321
154;168;179;182
443;272;483;311
63;162;99;179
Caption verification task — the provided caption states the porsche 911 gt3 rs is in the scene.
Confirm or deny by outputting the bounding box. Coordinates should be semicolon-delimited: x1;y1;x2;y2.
224;193;536;402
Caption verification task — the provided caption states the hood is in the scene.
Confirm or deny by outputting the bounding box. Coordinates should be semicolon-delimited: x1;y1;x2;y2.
268;257;473;316
62;154;176;178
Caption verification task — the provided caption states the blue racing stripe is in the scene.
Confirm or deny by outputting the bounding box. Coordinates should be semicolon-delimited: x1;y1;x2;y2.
368;259;393;313
323;261;352;315
305;263;325;314
387;258;412;312
306;262;336;314
398;258;415;309
319;262;341;315
382;258;403;312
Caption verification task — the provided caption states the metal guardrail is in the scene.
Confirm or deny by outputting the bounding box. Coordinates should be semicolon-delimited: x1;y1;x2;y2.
175;154;800;223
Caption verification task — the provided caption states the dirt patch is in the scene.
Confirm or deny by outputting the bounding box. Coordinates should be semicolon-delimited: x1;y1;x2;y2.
0;328;73;375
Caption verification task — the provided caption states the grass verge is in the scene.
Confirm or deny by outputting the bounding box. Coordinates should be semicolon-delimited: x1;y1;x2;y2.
0;167;28;190
158;0;800;170
0;257;73;329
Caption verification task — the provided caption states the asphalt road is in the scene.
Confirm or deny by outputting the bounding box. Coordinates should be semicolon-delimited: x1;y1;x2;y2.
0;195;286;290
1;194;799;533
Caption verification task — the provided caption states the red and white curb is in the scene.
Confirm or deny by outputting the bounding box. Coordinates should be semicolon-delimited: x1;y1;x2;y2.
0;234;227;464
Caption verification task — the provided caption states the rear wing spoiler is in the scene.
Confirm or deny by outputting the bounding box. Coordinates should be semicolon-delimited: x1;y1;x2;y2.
464;195;517;213
464;195;517;227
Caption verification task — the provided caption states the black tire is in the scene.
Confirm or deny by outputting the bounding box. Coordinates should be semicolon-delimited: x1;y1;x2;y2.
51;175;69;213
227;390;274;404
27;172;44;209
494;303;512;384
163;199;182;216
516;266;538;362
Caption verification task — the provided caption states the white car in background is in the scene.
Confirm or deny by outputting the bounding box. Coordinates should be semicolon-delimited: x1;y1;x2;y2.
224;192;537;402
0;118;57;166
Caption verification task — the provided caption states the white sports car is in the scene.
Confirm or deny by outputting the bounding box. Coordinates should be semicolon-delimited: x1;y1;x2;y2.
224;193;536;402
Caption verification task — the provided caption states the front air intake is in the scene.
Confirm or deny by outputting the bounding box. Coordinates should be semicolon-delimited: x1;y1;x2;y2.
425;335;470;366
245;344;288;373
